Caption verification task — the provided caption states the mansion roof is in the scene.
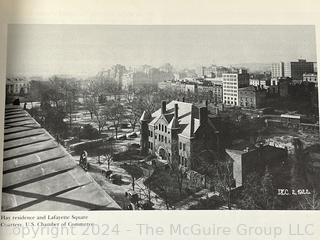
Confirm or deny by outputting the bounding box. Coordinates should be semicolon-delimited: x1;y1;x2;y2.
149;100;201;138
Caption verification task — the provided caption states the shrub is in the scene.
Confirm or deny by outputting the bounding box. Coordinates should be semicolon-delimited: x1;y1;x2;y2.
81;124;99;139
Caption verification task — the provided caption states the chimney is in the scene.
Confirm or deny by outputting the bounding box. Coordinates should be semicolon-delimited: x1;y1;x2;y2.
190;115;195;136
174;103;178;119
199;106;208;126
161;100;166;114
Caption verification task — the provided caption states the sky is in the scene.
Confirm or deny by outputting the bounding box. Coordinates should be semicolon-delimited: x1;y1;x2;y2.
6;25;317;77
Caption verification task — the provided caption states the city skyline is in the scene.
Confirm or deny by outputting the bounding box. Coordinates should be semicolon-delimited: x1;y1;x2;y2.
6;25;317;77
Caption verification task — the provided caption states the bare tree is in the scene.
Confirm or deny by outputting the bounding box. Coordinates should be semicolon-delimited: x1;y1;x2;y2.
124;87;142;132
84;94;98;120
173;165;186;198
214;158;234;210
104;100;125;139
107;80;122;100
298;191;320;210
93;107;109;136
239;168;282;210
146;170;173;210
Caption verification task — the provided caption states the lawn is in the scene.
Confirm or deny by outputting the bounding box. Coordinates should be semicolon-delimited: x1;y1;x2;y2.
120;163;144;179
144;169;194;205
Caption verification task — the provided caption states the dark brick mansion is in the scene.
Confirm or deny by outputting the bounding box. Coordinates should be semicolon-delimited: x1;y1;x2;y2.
140;100;220;169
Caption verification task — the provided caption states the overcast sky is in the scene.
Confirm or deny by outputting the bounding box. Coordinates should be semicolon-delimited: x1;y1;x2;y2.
6;25;317;77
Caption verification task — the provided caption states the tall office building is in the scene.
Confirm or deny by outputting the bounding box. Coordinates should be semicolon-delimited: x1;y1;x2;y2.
222;69;249;106
283;59;314;80
313;62;317;73
271;62;284;78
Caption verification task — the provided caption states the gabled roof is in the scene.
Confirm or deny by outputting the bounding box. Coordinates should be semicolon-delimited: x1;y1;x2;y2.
149;100;202;138
179;118;200;138
140;110;151;121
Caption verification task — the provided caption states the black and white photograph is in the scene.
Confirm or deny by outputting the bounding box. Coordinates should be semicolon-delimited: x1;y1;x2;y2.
2;24;319;211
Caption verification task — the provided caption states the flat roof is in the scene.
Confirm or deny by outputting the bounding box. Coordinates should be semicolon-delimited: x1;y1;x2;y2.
2;105;120;211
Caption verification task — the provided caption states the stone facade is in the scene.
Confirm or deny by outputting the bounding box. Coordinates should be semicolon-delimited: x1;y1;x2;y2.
222;69;250;106
6;78;30;95
140;100;219;170
238;86;266;108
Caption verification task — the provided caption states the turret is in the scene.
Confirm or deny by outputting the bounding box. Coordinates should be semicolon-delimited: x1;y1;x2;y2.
140;110;151;154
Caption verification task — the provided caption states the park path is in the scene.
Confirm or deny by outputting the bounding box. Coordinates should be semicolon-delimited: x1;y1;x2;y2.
73;154;169;210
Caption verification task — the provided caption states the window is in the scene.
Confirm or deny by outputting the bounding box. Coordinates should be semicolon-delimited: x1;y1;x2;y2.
183;143;186;151
179;142;182;150
155;134;157;140
150;131;153;137
162;125;164;132
165;137;167;143
165;126;167;133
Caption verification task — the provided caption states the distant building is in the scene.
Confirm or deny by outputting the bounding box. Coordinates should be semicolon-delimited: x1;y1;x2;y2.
204;77;223;86
313;62;317;73
238;86;266;108
269;77;290;97
158;80;223;103
96;65;126;88
159;81;198;94
265;113;319;132
198;83;223;104
184;83;198;94
271;62;284;78
303;73;318;86
199;65;230;78
249;79;271;89
6;77;30;95
284;59;315;80
122;72;134;90
158;81;180;91
278;79;289;97
222;69;249;106
140;100;219;169
200;66;215;78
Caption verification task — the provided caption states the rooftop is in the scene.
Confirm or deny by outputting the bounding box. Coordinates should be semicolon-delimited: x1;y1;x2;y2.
150;100;201;138
2;105;120;211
